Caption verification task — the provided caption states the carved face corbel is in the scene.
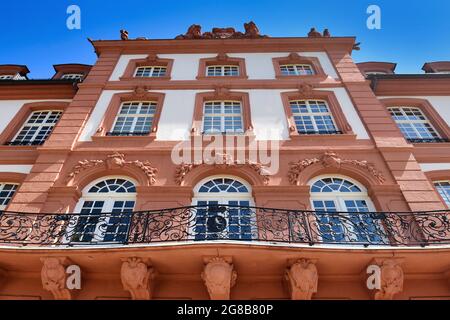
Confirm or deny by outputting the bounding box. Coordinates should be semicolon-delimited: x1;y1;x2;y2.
144;53;158;65
202;257;237;300
132;86;150;100
216;52;229;62
285;258;318;300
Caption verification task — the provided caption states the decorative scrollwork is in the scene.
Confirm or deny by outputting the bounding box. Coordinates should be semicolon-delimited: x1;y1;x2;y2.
66;152;158;186
174;153;270;185
0;206;449;247
288;151;386;185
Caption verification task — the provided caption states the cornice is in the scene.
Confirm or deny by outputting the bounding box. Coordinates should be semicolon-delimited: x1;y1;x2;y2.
90;37;357;56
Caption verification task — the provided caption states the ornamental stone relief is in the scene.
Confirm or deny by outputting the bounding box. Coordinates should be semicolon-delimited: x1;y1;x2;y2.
285;259;319;300
174;153;270;185
66;152;158;185
120;257;156;300
373;258;404;300
41;257;72;300
288;151;386;185
202;257;237;300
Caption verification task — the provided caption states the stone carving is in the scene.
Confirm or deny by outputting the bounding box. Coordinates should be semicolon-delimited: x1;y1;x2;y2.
121;257;156;300
41;257;71;300
202;257;237;300
120;29;129;40
288;151;386;185
285;259;318;300
174;153;270;185
297;82;315;98
66;152;158;185
176;21;268;40
132;86;151;100
307;28;331;38
353;42;361;51
373;259;404;300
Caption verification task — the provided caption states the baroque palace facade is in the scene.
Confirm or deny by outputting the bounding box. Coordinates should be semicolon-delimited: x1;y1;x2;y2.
0;22;449;300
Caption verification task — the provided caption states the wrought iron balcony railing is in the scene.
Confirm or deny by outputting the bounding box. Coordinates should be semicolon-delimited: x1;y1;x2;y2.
298;130;343;135
5;140;45;146
0;205;449;247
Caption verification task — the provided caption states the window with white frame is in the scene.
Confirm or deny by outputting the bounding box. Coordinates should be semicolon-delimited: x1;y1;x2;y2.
69;177;137;244
206;65;239;77
280;64;314;76
110;101;157;136
434;181;450;207
310;176;384;244
202;101;243;134
388;107;441;142
61;73;84;80
10;110;62;146
134;66;167;78
192;176;255;241
290;100;339;134
0;183;19;210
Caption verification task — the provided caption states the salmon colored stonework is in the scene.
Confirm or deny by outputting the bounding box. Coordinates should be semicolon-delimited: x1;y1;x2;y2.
0;22;449;300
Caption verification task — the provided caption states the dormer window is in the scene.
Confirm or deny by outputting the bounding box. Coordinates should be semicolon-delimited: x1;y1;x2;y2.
135;66;167;78
0;75;14;80
365;71;388;75
206;65;240;77
61;73;84;80
280;64;314;76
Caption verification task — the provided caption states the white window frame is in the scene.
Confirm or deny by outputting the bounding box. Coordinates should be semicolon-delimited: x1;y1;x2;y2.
202;100;244;134
309;175;376;212
134;66;167;78
388;106;441;141
206;65;240;77
67;176;137;244
280;64;315;76
290;100;339;134
11;110;62;145
111;101;157;135
0;183;19;210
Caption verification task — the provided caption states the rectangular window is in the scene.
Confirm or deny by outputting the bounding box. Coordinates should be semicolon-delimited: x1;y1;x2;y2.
280;64;314;76
110;102;156;136
0;183;18;210
389;107;441;142
202;101;243;134
290;100;339;134
9;110;62;146
134;66;167;78
206;65;239;77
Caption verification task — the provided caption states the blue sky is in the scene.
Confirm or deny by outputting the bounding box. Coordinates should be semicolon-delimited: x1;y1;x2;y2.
1;0;449;78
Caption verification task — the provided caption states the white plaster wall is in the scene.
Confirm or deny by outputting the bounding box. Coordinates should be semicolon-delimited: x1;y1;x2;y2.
0;165;33;174
318;88;370;139
0;99;72;137
419;163;450;172
78;90;127;141
80;88;368;141
379;96;450;127
109;52;338;81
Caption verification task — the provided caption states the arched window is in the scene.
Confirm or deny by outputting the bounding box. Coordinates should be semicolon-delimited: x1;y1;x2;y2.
70;177;137;244
309;176;384;244
388;107;441;142
434;181;450;207
0;183;19;210
192;176;255;241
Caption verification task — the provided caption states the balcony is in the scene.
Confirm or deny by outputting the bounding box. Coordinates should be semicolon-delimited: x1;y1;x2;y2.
407;138;450;143
4;140;45;146
105;131;150;137
0;205;449;247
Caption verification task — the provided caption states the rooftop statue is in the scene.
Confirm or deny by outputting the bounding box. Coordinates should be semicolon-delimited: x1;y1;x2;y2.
175;21;268;39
